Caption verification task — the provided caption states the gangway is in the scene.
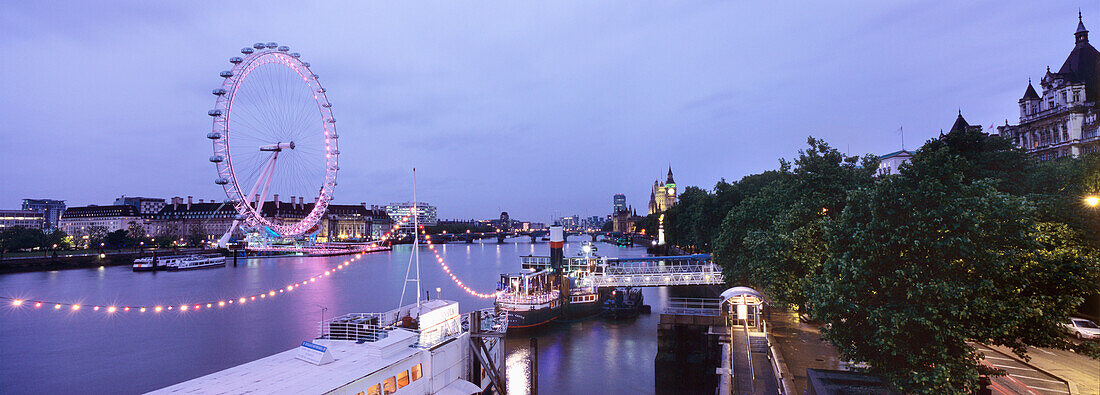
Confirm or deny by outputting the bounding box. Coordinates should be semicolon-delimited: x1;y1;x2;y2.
576;254;725;288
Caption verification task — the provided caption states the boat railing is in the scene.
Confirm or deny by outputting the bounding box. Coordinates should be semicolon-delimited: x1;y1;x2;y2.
496;290;560;305
664;297;723;316
317;312;395;343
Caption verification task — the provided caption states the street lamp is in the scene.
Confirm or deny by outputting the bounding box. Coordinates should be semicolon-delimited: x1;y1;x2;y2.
1086;195;1099;207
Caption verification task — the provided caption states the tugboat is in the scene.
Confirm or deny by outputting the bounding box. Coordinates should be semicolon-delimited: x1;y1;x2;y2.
495;269;562;329
603;287;644;319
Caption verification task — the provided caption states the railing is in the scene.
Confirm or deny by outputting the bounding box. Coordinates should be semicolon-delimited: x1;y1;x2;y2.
496;290;560;305
318;312;392;342
576;262;724;287
462;308;508;334
664;297;722;316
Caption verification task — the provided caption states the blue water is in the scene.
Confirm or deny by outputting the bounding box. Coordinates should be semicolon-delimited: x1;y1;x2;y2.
0;240;667;394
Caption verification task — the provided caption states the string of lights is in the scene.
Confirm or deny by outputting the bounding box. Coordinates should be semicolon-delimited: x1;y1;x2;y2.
4;215;504;314
3;216;415;315
419;225;503;299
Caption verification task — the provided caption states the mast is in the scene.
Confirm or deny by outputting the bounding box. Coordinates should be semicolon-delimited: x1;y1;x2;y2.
399;168;423;313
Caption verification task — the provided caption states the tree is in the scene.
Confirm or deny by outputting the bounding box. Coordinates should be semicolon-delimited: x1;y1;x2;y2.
813;138;1100;393
714;137;876;308
104;229;130;249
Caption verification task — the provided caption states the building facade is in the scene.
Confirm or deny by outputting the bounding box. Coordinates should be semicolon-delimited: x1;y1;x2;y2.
59;205;143;246
21;199;66;230
385;202;438;229
148;197;240;243
114;196;167;215
648;167;678;215
613;193;626;214
0;210;44;229
998;14;1100;160
876;150;914;176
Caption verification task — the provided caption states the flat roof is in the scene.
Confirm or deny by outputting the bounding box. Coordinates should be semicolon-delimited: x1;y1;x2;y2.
152;331;421;394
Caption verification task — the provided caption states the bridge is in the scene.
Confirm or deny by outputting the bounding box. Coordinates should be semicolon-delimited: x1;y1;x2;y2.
520;253;725;288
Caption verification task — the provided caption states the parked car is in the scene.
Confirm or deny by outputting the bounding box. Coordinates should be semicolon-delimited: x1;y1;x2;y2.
1063;317;1100;340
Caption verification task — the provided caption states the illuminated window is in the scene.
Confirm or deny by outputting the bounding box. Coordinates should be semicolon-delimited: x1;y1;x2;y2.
367;384;381;395
411;364;422;381
398;370;410;388
383;377;397;394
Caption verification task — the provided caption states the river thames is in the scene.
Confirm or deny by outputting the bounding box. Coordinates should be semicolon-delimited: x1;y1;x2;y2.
0;240;677;394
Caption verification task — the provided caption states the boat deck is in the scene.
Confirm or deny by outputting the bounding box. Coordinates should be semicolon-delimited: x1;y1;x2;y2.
150;331;422;394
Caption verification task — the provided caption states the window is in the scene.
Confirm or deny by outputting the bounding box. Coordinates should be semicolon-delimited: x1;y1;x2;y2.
367;384;382;395
410;364;422;381
383;377;397;394
398;370;410;388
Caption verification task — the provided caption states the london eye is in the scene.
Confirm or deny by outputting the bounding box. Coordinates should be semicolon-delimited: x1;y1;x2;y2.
207;42;339;246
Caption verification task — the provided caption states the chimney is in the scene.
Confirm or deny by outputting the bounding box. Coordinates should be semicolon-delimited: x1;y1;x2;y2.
198;199;204;204
172;196;179;210
274;194;280;209
299;196;304;208
187;196;192;210
290;196;295;209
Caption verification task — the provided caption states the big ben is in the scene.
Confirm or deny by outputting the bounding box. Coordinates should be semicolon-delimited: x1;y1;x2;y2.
648;166;678;214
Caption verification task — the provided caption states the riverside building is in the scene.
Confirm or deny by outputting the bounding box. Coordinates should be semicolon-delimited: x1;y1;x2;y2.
998;13;1100;160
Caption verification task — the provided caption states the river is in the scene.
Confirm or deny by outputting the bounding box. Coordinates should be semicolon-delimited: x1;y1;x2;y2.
0;240;676;394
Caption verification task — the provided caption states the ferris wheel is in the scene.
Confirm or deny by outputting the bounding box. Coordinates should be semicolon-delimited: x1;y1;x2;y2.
207;42;339;246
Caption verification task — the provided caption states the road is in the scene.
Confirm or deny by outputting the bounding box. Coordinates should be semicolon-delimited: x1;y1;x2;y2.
976;343;1099;395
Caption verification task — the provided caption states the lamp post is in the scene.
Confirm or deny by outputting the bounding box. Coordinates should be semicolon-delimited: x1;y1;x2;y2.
1086;195;1099;208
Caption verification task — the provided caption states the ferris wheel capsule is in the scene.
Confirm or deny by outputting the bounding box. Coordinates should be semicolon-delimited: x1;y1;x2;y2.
215;178;229;185
241;47;254;54
209;155;224;163
265;42;277;49
208;109;223;117
212;88;227;96
206;132;221;139
252;43;265;49
322;102;331;108
219;71;233;78
277;46;290;52
289;52;300;58
302;62;311;67
229;57;243;64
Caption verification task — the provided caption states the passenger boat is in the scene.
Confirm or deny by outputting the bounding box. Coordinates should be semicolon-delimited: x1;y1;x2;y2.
165;254;226;270
496;269;563;329
133;254;226;271
132;256;157;271
153;300;508;394
603;287;644;319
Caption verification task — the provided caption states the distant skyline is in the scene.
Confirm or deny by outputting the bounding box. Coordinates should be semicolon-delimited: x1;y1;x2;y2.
0;2;1094;220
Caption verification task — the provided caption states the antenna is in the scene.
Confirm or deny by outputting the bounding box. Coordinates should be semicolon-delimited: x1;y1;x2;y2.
399;168;422;313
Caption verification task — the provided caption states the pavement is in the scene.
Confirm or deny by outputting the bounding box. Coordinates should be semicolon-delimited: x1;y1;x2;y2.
766;309;842;394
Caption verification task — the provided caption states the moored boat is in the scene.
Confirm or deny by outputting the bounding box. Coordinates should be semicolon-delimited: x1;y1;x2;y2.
603;287;644;319
495;269;562;329
165;254;226;270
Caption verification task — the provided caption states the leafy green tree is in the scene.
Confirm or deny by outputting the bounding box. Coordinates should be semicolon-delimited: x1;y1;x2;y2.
814;139;1100;393
104;229;130;249
714;137;875;308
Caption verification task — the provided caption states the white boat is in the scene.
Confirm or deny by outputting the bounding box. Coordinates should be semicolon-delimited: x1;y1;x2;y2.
132;257;156;271
165;254;225;271
151;300;508;394
133;254;226;271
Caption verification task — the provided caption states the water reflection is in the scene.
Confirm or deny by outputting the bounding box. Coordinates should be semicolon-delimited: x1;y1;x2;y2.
1;240;659;394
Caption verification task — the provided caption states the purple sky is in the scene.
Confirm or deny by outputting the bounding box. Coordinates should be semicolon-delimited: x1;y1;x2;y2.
0;2;1092;222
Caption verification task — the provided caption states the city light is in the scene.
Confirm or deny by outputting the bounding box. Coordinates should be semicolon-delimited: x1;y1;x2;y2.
1086;195;1099;207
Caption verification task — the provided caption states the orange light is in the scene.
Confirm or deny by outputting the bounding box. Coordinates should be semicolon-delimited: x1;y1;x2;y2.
154;306;163;312
54;304;61;310
219;301;225;307
72;305;81;311
35;302;42;308
180;305;188;311
93;306;100;311
206;303;212;308
107;306;117;313
140;307;146;312
11;299;22;306
239;297;246;303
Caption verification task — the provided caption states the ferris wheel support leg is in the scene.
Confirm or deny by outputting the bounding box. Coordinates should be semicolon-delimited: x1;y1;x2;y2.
217;219;240;248
253;152;280;213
